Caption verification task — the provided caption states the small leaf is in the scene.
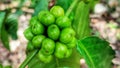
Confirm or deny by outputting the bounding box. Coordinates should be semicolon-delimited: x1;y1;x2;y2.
0;12;10;50
73;1;91;39
33;0;49;16
5;14;18;40
77;36;115;68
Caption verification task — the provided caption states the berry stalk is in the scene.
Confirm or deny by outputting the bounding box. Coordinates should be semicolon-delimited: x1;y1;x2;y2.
65;0;79;17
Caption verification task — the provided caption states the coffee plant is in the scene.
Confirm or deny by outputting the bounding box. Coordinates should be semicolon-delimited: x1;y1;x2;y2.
0;0;115;68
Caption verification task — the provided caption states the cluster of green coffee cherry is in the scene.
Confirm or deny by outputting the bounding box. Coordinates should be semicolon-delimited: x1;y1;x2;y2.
24;6;76;63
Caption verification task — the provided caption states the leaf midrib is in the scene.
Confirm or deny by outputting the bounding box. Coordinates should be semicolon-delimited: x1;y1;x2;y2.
80;41;95;68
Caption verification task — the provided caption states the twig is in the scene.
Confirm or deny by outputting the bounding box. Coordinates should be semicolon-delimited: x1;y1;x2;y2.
19;50;38;68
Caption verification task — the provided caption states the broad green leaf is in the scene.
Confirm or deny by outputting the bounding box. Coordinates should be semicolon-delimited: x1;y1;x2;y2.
73;1;91;39
56;0;74;12
0;12;10;50
33;0;49;16
77;36;115;68
5;14;18;40
27;48;80;68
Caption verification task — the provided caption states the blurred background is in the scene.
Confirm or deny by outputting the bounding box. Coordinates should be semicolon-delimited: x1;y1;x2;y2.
0;0;120;68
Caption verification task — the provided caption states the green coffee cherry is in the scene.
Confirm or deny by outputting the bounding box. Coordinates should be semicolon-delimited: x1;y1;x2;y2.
31;23;44;35
29;16;38;26
47;24;60;40
41;38;55;55
41;48;54;56
38;50;53;63
50;6;64;18
23;27;34;40
32;35;45;48
62;28;76;36
55;42;68;59
26;42;34;51
38;11;48;20
38;11;55;26
60;28;75;43
56;16;71;29
66;37;76;48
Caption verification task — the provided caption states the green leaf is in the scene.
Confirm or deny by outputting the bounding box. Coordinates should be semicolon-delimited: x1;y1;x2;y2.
27;48;80;68
33;0;49;16
56;0;74;12
0;12;10;50
1;25;10;50
0;12;5;35
5;14;18;40
73;1;91;39
77;36;115;68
